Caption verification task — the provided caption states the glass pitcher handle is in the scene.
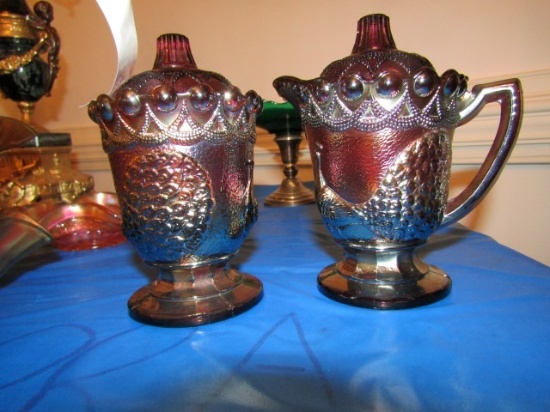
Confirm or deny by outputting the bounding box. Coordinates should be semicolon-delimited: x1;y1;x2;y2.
441;79;523;226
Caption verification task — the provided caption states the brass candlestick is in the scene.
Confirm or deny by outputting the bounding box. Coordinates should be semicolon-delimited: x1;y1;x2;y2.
256;101;315;206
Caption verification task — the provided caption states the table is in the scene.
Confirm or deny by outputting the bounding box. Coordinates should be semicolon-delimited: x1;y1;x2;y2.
1;185;549;411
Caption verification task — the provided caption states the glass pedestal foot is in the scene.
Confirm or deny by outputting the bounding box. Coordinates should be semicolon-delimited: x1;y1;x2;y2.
128;261;263;326
317;245;451;309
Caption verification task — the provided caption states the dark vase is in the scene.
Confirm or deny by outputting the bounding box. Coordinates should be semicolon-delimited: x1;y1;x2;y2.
0;0;57;103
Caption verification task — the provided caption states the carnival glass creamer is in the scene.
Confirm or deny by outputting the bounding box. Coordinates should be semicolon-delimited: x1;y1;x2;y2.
89;34;263;326
275;14;522;309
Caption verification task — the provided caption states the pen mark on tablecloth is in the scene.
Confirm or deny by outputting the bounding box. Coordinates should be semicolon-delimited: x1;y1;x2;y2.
199;313;334;410
291;312;334;402
0;324;96;391
76;327;199;381
19;324;139;412
20;324;198;412
254;364;306;372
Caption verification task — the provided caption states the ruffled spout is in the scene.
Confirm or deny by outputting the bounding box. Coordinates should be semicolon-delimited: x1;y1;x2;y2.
273;76;309;110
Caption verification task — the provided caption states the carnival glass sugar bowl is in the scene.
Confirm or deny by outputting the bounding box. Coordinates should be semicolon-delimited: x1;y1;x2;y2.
274;14;522;309
89;34;263;326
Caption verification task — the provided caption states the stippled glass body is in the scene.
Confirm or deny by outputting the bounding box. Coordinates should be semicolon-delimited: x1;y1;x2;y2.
89;34;263;326
275;14;522;308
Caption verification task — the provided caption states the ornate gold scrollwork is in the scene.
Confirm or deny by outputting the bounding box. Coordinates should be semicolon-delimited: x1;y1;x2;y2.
0;31;49;75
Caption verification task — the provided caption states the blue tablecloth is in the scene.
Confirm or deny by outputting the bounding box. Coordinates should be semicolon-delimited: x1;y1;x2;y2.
1;185;549;411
